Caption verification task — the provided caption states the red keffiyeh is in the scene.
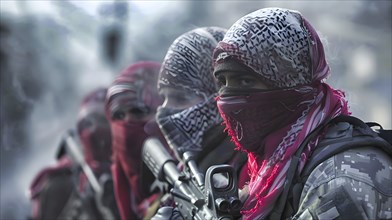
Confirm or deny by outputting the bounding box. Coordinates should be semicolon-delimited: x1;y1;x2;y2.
106;61;164;220
214;8;350;219
77;87;112;168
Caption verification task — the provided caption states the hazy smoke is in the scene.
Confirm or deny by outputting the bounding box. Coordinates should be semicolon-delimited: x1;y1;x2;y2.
0;1;390;219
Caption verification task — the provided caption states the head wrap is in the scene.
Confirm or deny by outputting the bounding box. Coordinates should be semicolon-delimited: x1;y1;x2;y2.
107;61;162;117
213;8;350;219
214;8;329;89
106;61;164;220
77;87;112;167
158;26;226;98
156;27;227;159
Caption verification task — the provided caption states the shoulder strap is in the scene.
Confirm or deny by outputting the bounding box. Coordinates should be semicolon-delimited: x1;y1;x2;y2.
302;116;391;177
332;115;392;145
301;115;392;176
366;121;392;144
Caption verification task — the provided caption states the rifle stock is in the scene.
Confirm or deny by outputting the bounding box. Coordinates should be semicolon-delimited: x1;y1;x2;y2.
142;137;241;220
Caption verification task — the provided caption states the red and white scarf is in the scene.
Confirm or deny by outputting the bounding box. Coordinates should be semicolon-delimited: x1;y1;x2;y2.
214;7;350;219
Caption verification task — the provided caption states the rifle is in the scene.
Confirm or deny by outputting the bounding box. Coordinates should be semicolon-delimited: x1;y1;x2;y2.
62;130;116;220
142;137;242;220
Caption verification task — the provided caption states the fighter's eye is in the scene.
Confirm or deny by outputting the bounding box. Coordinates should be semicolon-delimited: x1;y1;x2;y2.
112;110;125;120
216;75;226;88
239;78;253;87
77;118;93;131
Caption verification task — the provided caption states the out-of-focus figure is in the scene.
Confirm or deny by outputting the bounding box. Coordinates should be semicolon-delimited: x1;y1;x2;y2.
28;87;119;220
105;61;169;220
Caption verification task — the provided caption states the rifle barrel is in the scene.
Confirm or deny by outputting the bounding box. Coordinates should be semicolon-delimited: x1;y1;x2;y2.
64;131;102;194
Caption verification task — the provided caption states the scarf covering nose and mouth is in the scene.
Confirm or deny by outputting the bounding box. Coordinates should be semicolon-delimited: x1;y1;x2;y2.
217;85;319;154
213;8;349;219
105;61;164;220
156;95;221;159
77;87;112;167
156;27;226;158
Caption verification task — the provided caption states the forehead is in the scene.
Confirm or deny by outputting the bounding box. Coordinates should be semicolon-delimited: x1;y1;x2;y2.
109;92;149;112
110;92;137;102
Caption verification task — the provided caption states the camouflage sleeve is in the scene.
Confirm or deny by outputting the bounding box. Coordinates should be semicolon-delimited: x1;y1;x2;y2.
293;146;392;220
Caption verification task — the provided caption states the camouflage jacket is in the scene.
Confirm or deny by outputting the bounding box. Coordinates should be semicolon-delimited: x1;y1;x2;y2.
293;121;392;220
294;146;392;219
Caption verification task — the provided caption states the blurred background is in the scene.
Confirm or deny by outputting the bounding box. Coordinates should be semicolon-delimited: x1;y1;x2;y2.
0;1;391;219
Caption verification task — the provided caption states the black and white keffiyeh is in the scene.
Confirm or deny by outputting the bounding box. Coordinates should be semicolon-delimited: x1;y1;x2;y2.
157;27;227;158
214;8;325;89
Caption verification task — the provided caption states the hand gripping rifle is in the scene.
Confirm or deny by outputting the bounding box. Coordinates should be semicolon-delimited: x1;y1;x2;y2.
142;137;242;220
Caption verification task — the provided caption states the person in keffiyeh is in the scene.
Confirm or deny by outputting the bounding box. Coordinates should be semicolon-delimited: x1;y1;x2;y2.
213;7;392;220
105;61;168;220
152;27;249;219
156;26;248;176
29;87;118;220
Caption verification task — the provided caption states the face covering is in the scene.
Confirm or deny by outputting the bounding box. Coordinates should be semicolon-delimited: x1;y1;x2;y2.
77;88;112;167
156;95;222;159
217;86;318;153
157;27;227;160
111;121;148;176
79;124;112;165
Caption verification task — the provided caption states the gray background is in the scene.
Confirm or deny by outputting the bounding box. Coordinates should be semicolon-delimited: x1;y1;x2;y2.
1;1;391;219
